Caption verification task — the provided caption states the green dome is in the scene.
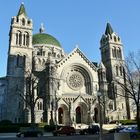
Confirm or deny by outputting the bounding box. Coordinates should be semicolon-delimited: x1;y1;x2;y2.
32;33;61;47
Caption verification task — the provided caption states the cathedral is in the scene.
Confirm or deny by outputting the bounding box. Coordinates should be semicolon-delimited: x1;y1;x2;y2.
0;4;131;125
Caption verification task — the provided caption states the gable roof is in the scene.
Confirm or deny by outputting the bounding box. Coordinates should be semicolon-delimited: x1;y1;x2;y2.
57;47;97;71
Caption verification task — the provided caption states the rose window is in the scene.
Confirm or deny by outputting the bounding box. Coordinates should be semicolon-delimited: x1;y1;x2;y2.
67;72;84;90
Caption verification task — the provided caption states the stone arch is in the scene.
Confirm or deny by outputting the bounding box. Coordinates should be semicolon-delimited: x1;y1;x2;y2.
58;104;69;125
74;102;88;124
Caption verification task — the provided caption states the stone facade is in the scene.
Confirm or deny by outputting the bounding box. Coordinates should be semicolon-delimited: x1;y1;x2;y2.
0;4;131;124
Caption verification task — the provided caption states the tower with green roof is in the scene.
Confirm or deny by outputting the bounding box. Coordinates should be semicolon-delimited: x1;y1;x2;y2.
6;3;33;122
7;3;33;75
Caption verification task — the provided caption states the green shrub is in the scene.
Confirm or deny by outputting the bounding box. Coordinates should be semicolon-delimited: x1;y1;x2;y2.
0;120;12;124
0;125;19;132
38;123;47;128
120;120;137;125
0;123;39;133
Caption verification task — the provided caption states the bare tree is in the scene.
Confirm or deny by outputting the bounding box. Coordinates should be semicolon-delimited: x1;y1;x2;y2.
114;51;140;131
16;70;40;123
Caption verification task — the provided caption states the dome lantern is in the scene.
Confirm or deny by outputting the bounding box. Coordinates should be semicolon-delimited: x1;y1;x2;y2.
39;23;45;34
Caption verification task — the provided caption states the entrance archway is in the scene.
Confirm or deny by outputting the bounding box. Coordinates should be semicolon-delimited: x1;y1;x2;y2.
58;107;63;124
94;108;98;123
76;106;81;123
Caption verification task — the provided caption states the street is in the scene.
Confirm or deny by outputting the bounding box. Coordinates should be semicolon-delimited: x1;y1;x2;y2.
0;133;114;140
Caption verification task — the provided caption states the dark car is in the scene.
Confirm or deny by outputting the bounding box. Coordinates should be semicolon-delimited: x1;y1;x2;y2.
109;125;125;133
80;125;99;135
16;127;43;137
53;126;76;136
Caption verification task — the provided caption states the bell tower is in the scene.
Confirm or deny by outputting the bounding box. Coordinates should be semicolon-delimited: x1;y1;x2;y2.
100;23;124;99
7;3;33;76
100;23;130;119
6;3;33;123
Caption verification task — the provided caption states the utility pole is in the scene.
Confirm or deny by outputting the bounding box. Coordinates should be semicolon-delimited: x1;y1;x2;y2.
97;91;103;140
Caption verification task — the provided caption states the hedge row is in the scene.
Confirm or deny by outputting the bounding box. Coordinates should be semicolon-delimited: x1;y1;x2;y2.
0;120;62;132
0;125;19;133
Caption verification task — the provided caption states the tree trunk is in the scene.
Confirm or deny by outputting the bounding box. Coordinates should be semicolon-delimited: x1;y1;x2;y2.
31;106;35;123
136;105;140;131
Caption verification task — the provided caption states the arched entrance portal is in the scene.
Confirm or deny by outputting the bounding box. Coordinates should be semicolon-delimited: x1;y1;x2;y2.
76;106;81;123
58;107;63;124
94;108;98;123
57;104;69;125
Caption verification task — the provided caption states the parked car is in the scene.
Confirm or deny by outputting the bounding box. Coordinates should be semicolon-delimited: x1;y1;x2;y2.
53;126;76;136
80;125;99;135
119;125;140;138
16;127;43;137
119;126;138;133
109;125;125;133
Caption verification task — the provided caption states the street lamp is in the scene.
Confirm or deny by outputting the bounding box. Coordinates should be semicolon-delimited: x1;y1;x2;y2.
97;91;103;140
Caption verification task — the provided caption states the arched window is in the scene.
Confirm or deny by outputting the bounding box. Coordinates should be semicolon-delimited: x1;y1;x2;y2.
118;37;120;41
48;52;51;56
16;31;21;45
16;17;19;22
114;36;117;42
116;49;119;58
23;34;26;45
112;48;114;57
114;48;117;58
122;103;124;109
17;54;25;67
22;18;25;26
26;33;30;46
112;47;115;57
40;102;43;110
27;20;31;25
16;33;18;45
109;103;113;110
116;66;119;76
114;85;117;96
120;66;122;76
37;102;40;110
19;32;22;46
118;48;122;59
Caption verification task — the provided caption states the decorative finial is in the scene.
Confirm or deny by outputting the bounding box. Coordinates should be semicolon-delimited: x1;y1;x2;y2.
21;2;24;5
39;23;45;33
75;44;79;48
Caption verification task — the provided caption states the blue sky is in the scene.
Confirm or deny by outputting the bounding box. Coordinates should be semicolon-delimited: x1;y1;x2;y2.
0;0;140;76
